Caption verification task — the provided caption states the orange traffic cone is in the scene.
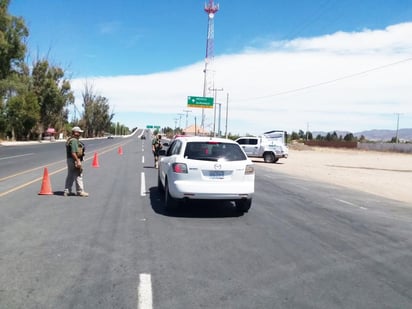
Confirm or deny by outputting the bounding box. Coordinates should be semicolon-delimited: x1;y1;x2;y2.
118;146;123;155
38;167;53;195
92;152;100;168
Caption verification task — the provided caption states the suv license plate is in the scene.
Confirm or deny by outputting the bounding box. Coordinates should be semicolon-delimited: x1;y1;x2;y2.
209;171;224;178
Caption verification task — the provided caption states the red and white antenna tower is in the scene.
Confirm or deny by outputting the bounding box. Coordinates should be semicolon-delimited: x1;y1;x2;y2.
202;0;219;129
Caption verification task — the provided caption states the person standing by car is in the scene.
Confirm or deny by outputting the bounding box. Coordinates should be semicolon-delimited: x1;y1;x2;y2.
152;134;162;168
64;126;89;197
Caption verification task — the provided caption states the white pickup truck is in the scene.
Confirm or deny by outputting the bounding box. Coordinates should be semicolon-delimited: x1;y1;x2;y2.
235;130;288;163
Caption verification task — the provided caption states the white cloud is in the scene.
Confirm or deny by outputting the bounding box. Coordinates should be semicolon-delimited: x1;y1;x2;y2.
284;22;412;54
72;22;412;135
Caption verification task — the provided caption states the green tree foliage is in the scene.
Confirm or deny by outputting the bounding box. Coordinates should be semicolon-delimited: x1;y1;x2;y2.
161;126;174;138
82;84;114;137
31;59;74;133
358;135;366;142
0;0;28;81
0;0;29;138
6;91;39;140
290;131;299;140
325;131;339;141
0;2;129;140
343;133;356;141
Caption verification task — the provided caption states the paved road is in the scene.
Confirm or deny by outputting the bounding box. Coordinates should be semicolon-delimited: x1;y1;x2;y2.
1;132;411;308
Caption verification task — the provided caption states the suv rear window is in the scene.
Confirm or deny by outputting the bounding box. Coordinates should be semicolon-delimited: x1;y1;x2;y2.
184;142;247;161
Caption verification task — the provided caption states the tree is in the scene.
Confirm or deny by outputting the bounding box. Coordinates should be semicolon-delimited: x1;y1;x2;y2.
390;137;398;143
6;91;39;140
326;131;338;141
0;0;28;81
315;134;324;141
343;133;356;142
31;59;74;135
82;83;114;137
358;135;366;142
162;126;174;138
290;131;299;140
0;0;29;138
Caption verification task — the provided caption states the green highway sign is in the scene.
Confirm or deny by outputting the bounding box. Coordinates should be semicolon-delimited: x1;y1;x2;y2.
187;96;214;108
146;125;153;128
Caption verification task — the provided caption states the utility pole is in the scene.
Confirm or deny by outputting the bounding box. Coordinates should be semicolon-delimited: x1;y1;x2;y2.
209;87;223;136
395;113;402;143
216;102;222;137
177;113;184;130
183;109;192;129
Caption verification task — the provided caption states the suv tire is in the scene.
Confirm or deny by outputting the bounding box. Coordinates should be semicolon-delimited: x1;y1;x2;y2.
165;179;178;210
263;152;275;163
235;198;252;213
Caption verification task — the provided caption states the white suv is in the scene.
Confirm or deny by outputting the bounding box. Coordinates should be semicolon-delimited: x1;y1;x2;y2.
235;135;288;163
158;136;255;213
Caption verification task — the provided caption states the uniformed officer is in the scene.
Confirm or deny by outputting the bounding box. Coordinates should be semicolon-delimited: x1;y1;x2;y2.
64;126;89;197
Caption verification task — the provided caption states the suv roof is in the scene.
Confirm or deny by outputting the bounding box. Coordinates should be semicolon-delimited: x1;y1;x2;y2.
175;136;238;143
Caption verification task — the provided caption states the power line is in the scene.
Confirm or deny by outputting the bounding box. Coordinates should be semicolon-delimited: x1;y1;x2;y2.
285;0;336;40
239;57;412;102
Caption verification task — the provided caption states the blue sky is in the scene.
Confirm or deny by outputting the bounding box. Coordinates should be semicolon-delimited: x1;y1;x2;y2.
9;0;412;135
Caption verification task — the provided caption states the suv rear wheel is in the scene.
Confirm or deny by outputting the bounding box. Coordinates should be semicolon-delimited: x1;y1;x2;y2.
165;179;178;210
263;152;275;163
235;198;252;213
157;173;164;193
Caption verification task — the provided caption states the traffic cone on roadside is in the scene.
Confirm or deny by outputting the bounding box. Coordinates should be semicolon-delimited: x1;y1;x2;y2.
38;167;53;195
92;152;100;168
118;146;123;155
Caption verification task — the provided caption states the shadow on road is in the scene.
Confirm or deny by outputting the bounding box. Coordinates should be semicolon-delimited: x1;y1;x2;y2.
251;159;285;165
148;187;243;218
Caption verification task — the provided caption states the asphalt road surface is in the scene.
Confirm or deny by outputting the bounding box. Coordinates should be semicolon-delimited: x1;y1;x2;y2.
1;131;411;309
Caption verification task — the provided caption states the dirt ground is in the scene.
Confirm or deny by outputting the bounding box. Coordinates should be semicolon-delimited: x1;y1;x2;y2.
259;146;412;205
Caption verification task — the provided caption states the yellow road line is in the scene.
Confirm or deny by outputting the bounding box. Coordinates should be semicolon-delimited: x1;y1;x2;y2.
0;141;132;198
0;160;65;182
0;167;67;197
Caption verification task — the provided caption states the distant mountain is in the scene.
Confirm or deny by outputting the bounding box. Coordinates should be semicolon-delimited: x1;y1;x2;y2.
355;128;412;141
311;128;412;142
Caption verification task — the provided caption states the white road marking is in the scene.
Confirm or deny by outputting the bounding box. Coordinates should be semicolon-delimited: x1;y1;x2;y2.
141;172;146;196
335;198;367;210
0;153;34;161
142;155;144;164
138;273;153;309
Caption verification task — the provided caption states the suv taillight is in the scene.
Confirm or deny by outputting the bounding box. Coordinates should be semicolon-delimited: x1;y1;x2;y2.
245;164;254;175
172;163;188;173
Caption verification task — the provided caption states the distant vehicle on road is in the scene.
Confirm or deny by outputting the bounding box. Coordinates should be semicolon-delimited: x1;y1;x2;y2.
157;136;255;213
235;130;288;163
